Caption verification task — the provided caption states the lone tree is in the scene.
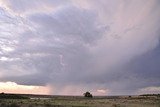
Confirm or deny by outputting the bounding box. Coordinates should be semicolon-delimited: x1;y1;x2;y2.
83;91;93;98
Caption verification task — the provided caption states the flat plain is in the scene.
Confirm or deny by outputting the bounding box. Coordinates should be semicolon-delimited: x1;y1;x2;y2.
0;94;160;107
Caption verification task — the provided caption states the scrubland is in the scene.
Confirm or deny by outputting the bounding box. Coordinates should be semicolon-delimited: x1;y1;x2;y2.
0;94;160;107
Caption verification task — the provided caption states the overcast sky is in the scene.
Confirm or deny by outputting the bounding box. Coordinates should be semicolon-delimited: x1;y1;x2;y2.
0;0;160;95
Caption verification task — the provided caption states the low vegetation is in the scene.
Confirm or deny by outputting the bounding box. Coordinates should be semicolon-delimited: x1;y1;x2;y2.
0;93;29;99
139;94;160;97
83;92;93;98
0;93;160;107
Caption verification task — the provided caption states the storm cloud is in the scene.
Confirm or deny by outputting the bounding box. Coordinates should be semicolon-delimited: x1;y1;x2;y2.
0;0;160;95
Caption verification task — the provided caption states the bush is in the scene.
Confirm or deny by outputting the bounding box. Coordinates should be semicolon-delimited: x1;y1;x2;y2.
9;103;20;107
28;104;33;107
0;102;8;107
83;91;93;98
0;93;29;99
44;103;52;107
112;104;121;107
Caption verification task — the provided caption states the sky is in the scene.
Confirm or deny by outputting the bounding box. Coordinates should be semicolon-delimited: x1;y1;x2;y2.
0;0;160;95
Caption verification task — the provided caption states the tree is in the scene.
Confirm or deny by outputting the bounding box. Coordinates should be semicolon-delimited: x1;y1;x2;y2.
83;91;93;98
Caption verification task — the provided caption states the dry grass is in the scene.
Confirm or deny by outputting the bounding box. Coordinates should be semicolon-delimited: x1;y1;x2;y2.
0;95;159;107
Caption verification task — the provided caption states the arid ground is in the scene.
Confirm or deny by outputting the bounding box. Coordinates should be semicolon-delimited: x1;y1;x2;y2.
0;94;160;107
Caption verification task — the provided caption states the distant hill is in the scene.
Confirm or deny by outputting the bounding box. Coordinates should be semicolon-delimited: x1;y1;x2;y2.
0;93;29;99
139;94;160;97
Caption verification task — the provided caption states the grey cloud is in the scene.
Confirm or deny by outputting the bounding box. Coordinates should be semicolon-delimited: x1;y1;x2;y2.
0;0;160;95
2;0;70;13
125;45;160;87
0;5;106;87
29;5;104;44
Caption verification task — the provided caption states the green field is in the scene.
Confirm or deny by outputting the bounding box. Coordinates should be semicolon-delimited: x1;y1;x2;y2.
0;94;160;107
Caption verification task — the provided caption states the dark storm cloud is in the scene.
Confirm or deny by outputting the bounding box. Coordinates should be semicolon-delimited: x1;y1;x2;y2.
0;5;106;86
125;45;160;87
0;0;160;95
29;6;103;44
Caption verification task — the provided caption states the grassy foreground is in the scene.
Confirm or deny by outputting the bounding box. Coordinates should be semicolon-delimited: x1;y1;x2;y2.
0;94;160;107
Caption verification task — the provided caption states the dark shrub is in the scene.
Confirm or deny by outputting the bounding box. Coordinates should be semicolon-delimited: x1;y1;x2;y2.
45;103;52;107
9;103;20;107
83;91;93;98
0;102;8;107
